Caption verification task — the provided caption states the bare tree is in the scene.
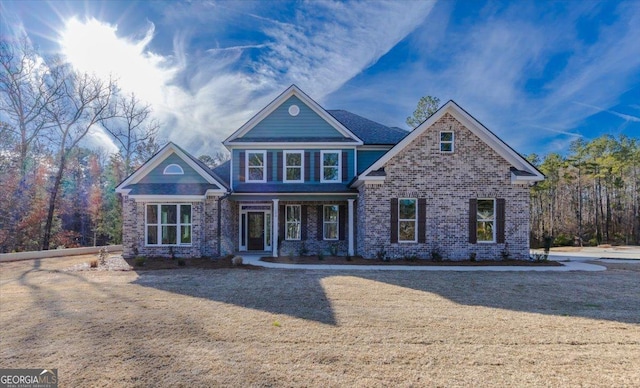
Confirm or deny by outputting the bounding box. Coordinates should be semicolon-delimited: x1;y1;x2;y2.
41;64;116;250
100;92;160;175
198;151;230;169
0;37;60;176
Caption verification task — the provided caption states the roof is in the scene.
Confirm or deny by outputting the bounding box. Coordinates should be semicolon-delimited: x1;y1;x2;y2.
115;142;228;195
327;110;408;145
232;137;358;143
233;183;357;194
213;160;231;187
124;183;221;196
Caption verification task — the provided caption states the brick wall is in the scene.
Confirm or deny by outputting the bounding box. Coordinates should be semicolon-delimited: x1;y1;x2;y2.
121;195;222;258
358;113;531;260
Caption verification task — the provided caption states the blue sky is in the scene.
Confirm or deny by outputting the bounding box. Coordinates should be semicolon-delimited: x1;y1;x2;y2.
1;0;639;158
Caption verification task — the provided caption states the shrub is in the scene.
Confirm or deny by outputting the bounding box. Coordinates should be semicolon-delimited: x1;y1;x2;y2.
469;252;477;262
329;243;338;256
317;251;324;261
346;255;352;262
375;247;387;261
177;258;186;266
298;242;309;257
404;255;418;262
89;259;98;268
231;256;243;266
430;247;442;262
553;234;572;247
169;246;175;260
500;243;510;260
134;257;146;267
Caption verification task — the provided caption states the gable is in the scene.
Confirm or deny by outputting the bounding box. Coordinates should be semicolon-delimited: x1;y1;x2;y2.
354;101;544;186
138;153;208;184
115;142;227;196
224;85;363;145
241;96;346;140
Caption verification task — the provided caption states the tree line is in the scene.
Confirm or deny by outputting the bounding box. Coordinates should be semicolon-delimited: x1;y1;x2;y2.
528;135;640;247
1;39;637;253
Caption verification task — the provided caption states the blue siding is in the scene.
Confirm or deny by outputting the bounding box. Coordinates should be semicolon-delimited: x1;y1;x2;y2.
139;153;208;184
357;150;387;173
232;148;355;189
242;96;345;139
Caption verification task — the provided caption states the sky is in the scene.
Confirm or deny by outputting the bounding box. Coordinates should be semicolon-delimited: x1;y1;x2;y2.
1;0;639;158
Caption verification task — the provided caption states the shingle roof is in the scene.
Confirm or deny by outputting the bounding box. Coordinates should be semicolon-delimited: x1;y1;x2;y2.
327;110;408;145
213;160;231;187
233;137;358;143
233;183;357;194
125;183;220;196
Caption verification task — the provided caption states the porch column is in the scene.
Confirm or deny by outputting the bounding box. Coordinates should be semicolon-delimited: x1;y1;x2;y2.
348;199;355;256
272;199;279;257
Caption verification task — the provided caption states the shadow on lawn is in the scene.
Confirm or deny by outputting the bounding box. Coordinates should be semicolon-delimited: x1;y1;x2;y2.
130;265;640;326
132;268;338;325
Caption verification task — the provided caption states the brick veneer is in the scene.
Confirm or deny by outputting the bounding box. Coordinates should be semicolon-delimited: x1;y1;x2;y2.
121;195;223;258
357;113;531;260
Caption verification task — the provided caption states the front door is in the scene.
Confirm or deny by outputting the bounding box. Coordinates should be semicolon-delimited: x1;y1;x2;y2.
247;212;265;250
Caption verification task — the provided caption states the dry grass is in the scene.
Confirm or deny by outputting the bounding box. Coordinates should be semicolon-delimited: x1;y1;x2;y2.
1;255;639;387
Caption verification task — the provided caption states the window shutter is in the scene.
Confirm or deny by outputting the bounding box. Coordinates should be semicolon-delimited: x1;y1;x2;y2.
342;152;348;182
317;205;323;240
496;198;506;243
277;152;283;182
469;199;477;244
301;205;308;240
267;151;273;181
390;198;398;243
339;205;346;240
418;198;426;243
304;152;310;182
279;205;285;241
238;151;245;182
315;152;320;182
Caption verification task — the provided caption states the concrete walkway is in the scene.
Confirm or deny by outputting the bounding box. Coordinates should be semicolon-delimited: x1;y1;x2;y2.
241;255;608;271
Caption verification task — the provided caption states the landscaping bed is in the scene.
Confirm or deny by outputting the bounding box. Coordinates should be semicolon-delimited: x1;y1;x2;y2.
262;255;562;266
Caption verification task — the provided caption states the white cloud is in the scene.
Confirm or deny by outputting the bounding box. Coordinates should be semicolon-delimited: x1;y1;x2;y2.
57;2;437;156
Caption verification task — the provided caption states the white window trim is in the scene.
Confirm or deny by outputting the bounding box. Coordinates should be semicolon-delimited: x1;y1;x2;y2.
163;164;184;175
440;131;454;153
283;150;304;183
145;204;192;246
477;198;496;243
246;150;267;183
285;205;301;241
320;150;341;183
398;198;417;243
323;205;339;241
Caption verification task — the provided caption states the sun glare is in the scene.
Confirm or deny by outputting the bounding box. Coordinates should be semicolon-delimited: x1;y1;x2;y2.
59;17;175;106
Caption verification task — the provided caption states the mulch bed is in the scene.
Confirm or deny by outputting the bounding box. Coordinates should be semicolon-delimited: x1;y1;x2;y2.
124;255;263;270
66;255;262;271
261;256;563;266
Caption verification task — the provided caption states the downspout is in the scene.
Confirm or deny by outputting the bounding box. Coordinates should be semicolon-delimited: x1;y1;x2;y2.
217;192;232;257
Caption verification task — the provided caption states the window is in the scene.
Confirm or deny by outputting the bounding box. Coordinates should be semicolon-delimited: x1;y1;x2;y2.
321;150;341;182
285;205;301;240
323;205;339;240
163;164;184;175
146;204;192;245
284;151;304;182
398;198;417;242
477;199;495;242
440;131;454;153
246;151;266;182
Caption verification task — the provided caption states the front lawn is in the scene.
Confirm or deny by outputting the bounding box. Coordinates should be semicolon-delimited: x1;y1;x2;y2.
0;255;638;386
